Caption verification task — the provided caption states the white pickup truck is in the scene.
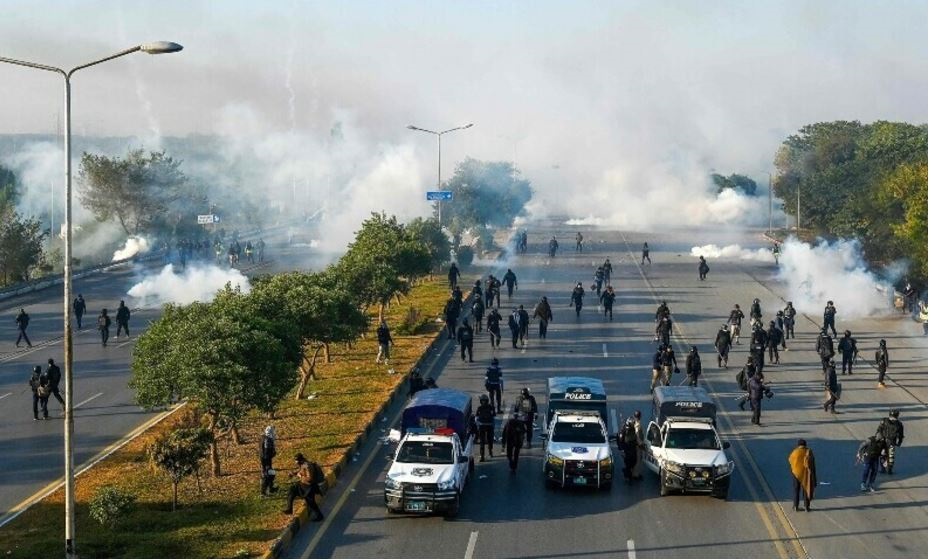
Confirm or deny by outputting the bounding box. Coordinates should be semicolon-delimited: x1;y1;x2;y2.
385;389;475;517
643;386;733;499
543;411;614;490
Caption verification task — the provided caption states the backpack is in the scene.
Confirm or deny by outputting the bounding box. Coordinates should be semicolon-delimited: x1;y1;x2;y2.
621;423;638;445
477;405;495;424
310;462;325;485
98;315;108;329
518;396;533;414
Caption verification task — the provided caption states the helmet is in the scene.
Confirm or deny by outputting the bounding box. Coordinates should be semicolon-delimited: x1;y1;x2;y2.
844;330;851;337
690;345;698;352
521;387;530;397
770;321;776;325
880;339;886;345
721;324;728;330
889;409;899;418
827;300;834;305
657;345;664;351
33;366;41;373
787;301;793;306
735;304;740;309
777;310;784;316
753;298;759;303
492;358;499;365
479;394;489;403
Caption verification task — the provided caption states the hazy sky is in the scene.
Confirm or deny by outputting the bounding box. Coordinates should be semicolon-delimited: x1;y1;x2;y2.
0;0;927;229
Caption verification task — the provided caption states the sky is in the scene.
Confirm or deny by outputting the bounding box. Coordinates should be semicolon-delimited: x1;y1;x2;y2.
0;0;927;234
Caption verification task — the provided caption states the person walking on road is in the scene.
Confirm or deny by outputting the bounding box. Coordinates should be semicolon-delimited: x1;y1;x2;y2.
29;365;50;421
650;345;665;392
728;304;744;345
73;295;86;329
444;297;460;340
748;371;770;426
533;297;553;339
115;300;131;339
698;256;710;281
630;410;645;480
788;439;816;511
593;266;604;299
517;305;530;346
508;308;520;349
660;345;679;386
617;417;639;484
655;316;673;347
857;435;884;492
600;286;616;320
816;330;834;372
486;308;503;348
514;387;538;448
876;410;904;474
602;258;613;285
476;394;496;461
767;321;783;365
45;358;64;409
715;324;732;367
282;453;324;520
457;319;474;363
260;425;278;496
641;242;651;265
570;283;585;318
575;232;583;252
685;346;702;387
823;360;839;414
501;411;526;472
783;302;797;339
15;308;32;348
376;320;393;365
875;339;890;388
823;300;838;338
97;308;112;347
502;268;518;299
838;330;858;375
471;298;485;333
447;263;461;290
485;358;504;413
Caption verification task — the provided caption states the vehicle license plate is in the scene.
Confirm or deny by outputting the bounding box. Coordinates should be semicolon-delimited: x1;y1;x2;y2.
405;501;427;512
573;476;587;485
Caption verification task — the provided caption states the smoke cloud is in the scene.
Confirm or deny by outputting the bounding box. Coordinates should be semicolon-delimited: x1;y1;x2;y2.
127;263;250;307
777;237;891;318
112;236;150;261
690;243;773;262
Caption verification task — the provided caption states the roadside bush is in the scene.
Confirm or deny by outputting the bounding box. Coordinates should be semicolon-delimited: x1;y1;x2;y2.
395;306;432;335
89;486;136;529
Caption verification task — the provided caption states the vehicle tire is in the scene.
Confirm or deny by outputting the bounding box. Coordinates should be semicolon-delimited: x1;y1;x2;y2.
444;493;461;519
659;470;669;497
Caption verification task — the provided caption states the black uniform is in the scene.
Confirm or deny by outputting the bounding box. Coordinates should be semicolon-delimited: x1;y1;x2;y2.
766;325;783;364
260;434;277;495
46;361;64;407
15;310;31;347
641;243;651;264
838;334;858;375
485;364;504;413
823;363;839;413
471;299;485;333
508;312;520;348
97;311;112;347
116;302;131;338
875;343;889;385
486;310;502;348
514;393;538;446
876;416;904;474
600;289;616;320
29;369;49;420
501;416;526;471
823;303;837;337
747;374;767;425
444;299;460;339
457;322;474;362
503;270;517;298
656;317;672;347
783;305;796;338
660;348;678;386
750;329;767;374
517;308;530;344
447;264;460;289
698;257;710;281
715;328;732;367
73;296;86;329
816;333;834;372
685;350;702;387
570;287;585;317
475;402;496;460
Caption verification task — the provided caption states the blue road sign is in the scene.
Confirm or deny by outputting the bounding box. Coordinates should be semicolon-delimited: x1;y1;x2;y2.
426;190;453;201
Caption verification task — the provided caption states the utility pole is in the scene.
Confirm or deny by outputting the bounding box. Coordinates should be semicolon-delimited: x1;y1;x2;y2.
768;172;773;233
407;123;474;227
796;184;801;231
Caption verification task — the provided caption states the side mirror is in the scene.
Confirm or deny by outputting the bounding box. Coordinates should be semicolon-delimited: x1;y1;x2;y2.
722;441;731;450
388;429;401;443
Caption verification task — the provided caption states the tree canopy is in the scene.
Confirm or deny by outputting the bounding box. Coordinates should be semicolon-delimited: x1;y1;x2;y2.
711;173;757;196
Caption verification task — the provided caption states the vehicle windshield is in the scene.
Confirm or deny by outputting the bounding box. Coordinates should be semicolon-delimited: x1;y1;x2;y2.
396;441;455;464
665;428;719;450
551;421;605;444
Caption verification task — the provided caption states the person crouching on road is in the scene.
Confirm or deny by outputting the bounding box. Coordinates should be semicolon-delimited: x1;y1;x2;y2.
501;412;526;473
788;439;816;511
260;426;278;496
475;394;496;462
283;453;324;520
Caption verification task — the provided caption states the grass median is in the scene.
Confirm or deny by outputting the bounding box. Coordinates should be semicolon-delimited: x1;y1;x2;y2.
0;279;449;559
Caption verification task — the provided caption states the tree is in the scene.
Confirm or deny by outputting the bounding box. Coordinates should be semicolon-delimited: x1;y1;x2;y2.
250;271;367;399
0;164;18;216
880;162;928;279
406;217;452;273
130;289;295;476
78;149;186;236
0;210;47;285
443;158;533;250
148;426;213;511
711;173;757;196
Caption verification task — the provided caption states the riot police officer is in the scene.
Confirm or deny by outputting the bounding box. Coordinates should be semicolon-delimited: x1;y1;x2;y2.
475;394;496;461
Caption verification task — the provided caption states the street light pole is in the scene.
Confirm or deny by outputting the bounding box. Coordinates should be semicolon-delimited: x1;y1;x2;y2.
768;172;773;233
0;41;182;558
407;123;474;226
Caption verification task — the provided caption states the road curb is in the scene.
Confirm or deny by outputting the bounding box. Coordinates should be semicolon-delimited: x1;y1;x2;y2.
263;328;448;559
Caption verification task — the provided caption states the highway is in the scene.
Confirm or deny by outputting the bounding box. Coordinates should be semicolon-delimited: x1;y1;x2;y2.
0;237;327;520
286;223;928;559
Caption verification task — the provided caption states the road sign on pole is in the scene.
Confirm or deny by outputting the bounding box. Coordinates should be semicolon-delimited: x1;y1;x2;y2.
426;191;453;201
197;214;220;224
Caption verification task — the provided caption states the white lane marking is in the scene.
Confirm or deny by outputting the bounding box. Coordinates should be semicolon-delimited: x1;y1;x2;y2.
610;407;618;434
116;337;135;348
0;392;11;400
75;392;103;409
602;343;608;358
627;539;636;559
464;531;479;559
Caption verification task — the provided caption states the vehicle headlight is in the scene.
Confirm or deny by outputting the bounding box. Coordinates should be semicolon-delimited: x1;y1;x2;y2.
546;453;564;466
598;456;613;469
714;462;734;476
437;479;456;491
664;460;685;475
385;476;402;490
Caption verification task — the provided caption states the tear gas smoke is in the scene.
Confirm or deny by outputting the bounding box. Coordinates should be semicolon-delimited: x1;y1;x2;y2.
127;263;250;307
690;244;773;262
777;237;891;318
112;236;150;261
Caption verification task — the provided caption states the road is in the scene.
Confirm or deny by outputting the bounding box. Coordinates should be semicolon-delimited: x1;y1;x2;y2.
0;236;329;521
287;223;928;559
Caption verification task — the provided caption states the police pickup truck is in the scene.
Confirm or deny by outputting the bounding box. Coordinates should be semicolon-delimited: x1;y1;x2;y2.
643;386;733;499
542;377;614;490
385;389;475;517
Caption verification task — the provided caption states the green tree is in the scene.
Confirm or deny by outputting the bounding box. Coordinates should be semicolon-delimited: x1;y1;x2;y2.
148;426;213;511
130;289;295;475
404;217;451;275
89;486;136;529
78;149;186;236
0;210;47;285
712;173;757;196
0;164;18;216
880;162;928;279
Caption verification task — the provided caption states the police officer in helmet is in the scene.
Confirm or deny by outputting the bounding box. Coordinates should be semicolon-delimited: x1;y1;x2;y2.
475;394;496;461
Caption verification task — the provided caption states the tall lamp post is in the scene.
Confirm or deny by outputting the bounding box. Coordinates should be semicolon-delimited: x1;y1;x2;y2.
407;123;473;225
0;41;183;558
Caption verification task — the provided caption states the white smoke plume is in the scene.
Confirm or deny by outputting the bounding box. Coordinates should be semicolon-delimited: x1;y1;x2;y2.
777;237;891;318
127;263;250;307
112;236;150;261
690;243;773;262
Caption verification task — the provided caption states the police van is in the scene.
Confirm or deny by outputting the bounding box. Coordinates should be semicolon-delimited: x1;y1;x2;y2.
542;377;614;490
643;386;733;499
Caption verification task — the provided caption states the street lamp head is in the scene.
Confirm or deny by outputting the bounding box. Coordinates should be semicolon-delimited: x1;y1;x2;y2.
464;123;474;128
140;41;184;54
407;125;417;130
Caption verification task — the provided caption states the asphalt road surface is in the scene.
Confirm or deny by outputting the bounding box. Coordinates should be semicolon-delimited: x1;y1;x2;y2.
0;236;328;520
287;223;928;559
